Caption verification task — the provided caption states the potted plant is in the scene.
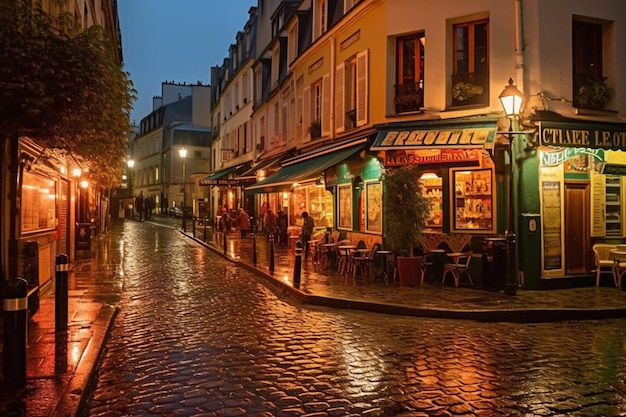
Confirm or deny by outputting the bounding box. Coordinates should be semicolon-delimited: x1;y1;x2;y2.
574;77;613;110
384;165;431;286
307;119;322;139
452;81;484;105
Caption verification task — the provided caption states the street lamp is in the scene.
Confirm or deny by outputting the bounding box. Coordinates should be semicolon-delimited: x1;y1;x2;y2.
498;78;524;296
179;147;188;232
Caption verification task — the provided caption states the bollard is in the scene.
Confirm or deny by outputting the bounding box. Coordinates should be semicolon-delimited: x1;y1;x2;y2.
252;233;257;266
269;232;275;273
192;219;196;238
3;276;28;389
293;240;302;286
203;219;207;242
55;254;69;332
223;230;227;255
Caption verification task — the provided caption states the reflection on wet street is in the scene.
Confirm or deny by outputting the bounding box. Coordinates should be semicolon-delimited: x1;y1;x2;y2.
83;221;626;416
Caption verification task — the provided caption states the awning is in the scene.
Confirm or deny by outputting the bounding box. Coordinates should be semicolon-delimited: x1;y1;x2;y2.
245;141;367;194
239;153;287;177
199;164;245;186
371;125;496;151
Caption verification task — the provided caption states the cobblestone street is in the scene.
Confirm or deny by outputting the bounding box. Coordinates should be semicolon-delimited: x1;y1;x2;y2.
78;220;626;417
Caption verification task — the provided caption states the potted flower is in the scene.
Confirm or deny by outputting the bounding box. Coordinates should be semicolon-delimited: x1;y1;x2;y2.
307;119;322;139
574;77;613;110
384;165;431;286
452;81;484;103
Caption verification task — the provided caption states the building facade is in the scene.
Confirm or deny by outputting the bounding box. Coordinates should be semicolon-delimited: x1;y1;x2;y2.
206;0;626;291
130;82;212;219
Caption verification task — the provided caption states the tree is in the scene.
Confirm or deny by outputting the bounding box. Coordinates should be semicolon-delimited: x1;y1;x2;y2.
384;165;431;255
0;0;136;188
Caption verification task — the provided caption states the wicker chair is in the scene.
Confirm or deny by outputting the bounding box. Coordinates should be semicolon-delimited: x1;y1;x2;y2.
592;243;617;287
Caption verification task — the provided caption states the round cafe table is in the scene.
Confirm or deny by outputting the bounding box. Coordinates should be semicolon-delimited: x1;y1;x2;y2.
376;250;394;282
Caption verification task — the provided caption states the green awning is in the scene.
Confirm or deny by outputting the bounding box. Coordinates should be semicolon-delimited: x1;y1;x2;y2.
199;166;238;186
245;143;366;194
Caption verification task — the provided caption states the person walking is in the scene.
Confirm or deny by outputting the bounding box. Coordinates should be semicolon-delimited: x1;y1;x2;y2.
277;210;288;246
301;211;315;259
237;207;251;238
135;191;145;221
263;208;278;242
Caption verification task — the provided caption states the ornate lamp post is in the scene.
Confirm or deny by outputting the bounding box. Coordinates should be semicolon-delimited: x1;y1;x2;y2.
179;147;188;232
498;78;524;296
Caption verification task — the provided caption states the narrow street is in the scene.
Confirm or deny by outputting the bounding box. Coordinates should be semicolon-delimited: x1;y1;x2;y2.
82;221;626;416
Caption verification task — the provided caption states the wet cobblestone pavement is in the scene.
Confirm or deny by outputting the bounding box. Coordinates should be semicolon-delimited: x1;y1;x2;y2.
3;217;626;416
82;220;626;416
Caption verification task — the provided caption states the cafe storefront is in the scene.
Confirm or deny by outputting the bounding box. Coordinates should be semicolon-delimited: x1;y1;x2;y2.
517;112;626;289
371;118;502;237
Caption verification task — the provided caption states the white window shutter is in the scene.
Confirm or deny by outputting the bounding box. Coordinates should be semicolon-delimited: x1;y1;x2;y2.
356;49;368;126
296;95;303;142
335;63;345;133
322;74;331;137
303;87;311;142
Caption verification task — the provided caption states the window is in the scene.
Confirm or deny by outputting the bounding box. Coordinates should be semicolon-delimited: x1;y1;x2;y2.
314;0;327;40
288;22;298;64
335;50;368;133
452;19;489;107
395;33;425;114
572;19;610;109
313;80;322;127
451;168;494;232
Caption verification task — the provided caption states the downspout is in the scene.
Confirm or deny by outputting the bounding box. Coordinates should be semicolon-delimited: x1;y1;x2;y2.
514;0;525;92
330;36;336;139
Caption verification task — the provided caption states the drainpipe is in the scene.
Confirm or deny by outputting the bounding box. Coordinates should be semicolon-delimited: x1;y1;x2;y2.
330;36;336;139
514;0;525;93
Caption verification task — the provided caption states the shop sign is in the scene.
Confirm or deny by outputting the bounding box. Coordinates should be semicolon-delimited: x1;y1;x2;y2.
384;149;481;166
377;128;493;148
539;147;604;167
601;163;626;176
199;178;241;186
539;121;626;150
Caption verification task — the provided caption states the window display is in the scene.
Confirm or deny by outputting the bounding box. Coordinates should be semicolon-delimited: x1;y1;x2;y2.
420;175;442;228
292;184;333;228
21;171;57;234
451;168;494;232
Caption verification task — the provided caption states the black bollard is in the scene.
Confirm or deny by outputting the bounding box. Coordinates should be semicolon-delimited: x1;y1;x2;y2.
269;232;275;273
293;240;302;286
55;254;69;332
3;276;28;389
192;219;196;238
203;219;207;242
223;230;227;255
252;233;257;266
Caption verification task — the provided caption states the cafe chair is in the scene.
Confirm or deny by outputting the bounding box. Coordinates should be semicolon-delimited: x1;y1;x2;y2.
592;243;617;287
353;242;380;277
442;251;473;287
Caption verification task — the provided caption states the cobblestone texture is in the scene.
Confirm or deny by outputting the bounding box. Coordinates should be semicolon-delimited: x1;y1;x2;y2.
78;221;626;416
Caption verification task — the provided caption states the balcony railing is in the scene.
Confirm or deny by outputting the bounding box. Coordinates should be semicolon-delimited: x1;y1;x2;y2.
451;72;489;107
394;82;424;114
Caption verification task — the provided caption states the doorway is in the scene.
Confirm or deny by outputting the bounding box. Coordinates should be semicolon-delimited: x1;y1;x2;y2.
564;182;592;275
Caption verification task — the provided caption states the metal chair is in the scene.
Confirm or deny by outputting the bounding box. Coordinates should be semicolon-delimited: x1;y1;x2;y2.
442;251;473;287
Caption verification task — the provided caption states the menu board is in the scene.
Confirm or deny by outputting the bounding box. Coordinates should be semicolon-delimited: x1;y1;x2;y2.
21;171;57;234
590;170;606;237
541;181;562;270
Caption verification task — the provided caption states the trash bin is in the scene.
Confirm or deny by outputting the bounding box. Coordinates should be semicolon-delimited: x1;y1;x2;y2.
482;238;507;290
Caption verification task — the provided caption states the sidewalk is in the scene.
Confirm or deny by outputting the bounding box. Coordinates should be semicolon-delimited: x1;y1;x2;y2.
2;216;626;416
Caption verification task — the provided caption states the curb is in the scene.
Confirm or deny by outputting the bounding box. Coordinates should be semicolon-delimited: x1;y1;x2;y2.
54;304;119;417
182;231;626;323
